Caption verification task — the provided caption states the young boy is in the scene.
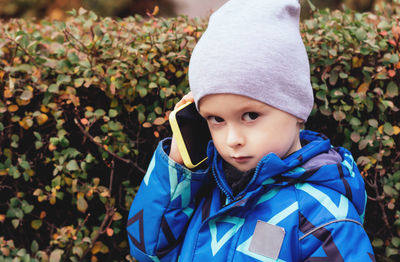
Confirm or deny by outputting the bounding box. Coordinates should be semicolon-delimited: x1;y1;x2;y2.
127;0;375;261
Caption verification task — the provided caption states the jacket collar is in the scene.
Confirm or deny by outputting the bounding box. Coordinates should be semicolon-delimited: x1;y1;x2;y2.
207;130;332;199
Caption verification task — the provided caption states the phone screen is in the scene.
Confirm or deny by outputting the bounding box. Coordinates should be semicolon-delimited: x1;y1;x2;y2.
170;102;211;168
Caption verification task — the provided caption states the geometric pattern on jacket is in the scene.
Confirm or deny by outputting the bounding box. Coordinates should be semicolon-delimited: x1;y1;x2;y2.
127;130;376;261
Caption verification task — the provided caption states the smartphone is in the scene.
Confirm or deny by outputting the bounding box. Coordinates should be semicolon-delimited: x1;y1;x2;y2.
169;101;211;169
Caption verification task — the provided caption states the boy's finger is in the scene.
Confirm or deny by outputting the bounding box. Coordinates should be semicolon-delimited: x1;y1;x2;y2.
175;92;194;109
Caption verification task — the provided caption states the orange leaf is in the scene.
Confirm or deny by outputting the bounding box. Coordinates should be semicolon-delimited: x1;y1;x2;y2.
357;82;370;94
91;242;102;255
152;5;159;16
4;89;12;98
184;26;194;33
142;122;152;128
352;57;363;68
392;25;400;41
388;39;397;47
40;105;49;113
153;117;166;125
379;30;388;36
168;64;176;73
16;98;31;106
19;117;33;130
80;118;89;125
36;114;49;126
106;228;114;237
48;143;57;151
40;211;46;219
7;104;18;112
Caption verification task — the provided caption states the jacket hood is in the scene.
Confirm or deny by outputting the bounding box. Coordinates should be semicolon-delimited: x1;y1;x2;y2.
207;130;367;221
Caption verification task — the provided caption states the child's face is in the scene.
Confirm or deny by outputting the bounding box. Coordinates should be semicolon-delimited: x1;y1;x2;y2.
199;94;302;172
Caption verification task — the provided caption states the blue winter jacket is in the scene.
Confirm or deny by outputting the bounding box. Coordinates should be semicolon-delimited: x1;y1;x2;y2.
127;130;375;261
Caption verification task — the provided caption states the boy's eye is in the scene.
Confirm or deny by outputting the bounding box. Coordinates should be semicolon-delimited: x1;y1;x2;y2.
243;112;259;121
208;116;224;124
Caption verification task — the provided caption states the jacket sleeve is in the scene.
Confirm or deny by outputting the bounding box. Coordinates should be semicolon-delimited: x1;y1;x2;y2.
127;138;210;261
299;217;376;261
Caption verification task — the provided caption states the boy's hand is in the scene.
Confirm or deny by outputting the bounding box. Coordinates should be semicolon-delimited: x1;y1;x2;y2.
169;92;194;165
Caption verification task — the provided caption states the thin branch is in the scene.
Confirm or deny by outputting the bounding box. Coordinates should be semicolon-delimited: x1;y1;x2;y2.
108;159;115;195
64;213;91;259
63;29;90;53
368;142;392;231
80;205;114;260
5;36;40;67
73;117;145;175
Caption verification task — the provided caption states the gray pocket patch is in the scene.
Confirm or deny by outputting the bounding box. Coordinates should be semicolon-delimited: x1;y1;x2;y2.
249;220;285;259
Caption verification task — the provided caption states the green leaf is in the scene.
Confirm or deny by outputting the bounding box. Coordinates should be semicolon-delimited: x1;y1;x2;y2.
22;202;34;214
31;219;42;230
158;77;169;86
85;153;96;163
77;195;88;213
138;112;145;123
35;141;43;149
9;166;21;179
391;237;400;248
20;90;33;100
355;28;367;41
66;160;79;171
386;247;399;257
31;240;39;253
67;52;79;64
386;81;398;98
50;137;59;146
372;238;384;248
74;78;85;87
109;109;118;118
48;84;59;93
137;86;147;97
368;119;378;128
49;249;64;262
20;160;30;170
383;185;398;197
94;109;106;118
56;75;71;86
72;246;83;257
149;82;158;89
333;110;346;121
350;117;361;126
384;122;394;136
12;219;20;229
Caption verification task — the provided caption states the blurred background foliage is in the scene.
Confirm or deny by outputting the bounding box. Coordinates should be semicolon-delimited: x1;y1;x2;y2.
0;0;395;20
0;0;176;19
1;0;400;261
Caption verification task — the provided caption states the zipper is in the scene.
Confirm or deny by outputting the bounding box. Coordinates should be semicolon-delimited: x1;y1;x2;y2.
212;157;266;205
212;165;234;202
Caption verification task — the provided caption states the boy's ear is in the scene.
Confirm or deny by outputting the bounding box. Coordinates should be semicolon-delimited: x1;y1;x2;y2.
297;119;305;129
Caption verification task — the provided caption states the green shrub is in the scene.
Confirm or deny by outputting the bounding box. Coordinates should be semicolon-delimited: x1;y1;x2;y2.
0;8;205;261
0;2;399;261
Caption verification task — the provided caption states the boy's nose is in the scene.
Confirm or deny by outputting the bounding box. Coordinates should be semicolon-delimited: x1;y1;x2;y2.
226;126;245;148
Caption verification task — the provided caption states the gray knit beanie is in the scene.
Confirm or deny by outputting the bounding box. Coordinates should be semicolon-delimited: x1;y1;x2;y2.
188;0;314;121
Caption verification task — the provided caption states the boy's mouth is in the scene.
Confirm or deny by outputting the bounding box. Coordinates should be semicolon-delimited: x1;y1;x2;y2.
231;156;252;163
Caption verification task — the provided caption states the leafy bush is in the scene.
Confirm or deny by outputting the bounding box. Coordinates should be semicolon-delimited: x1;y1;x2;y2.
0;2;399;261
0;8;205;261
305;1;400;260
